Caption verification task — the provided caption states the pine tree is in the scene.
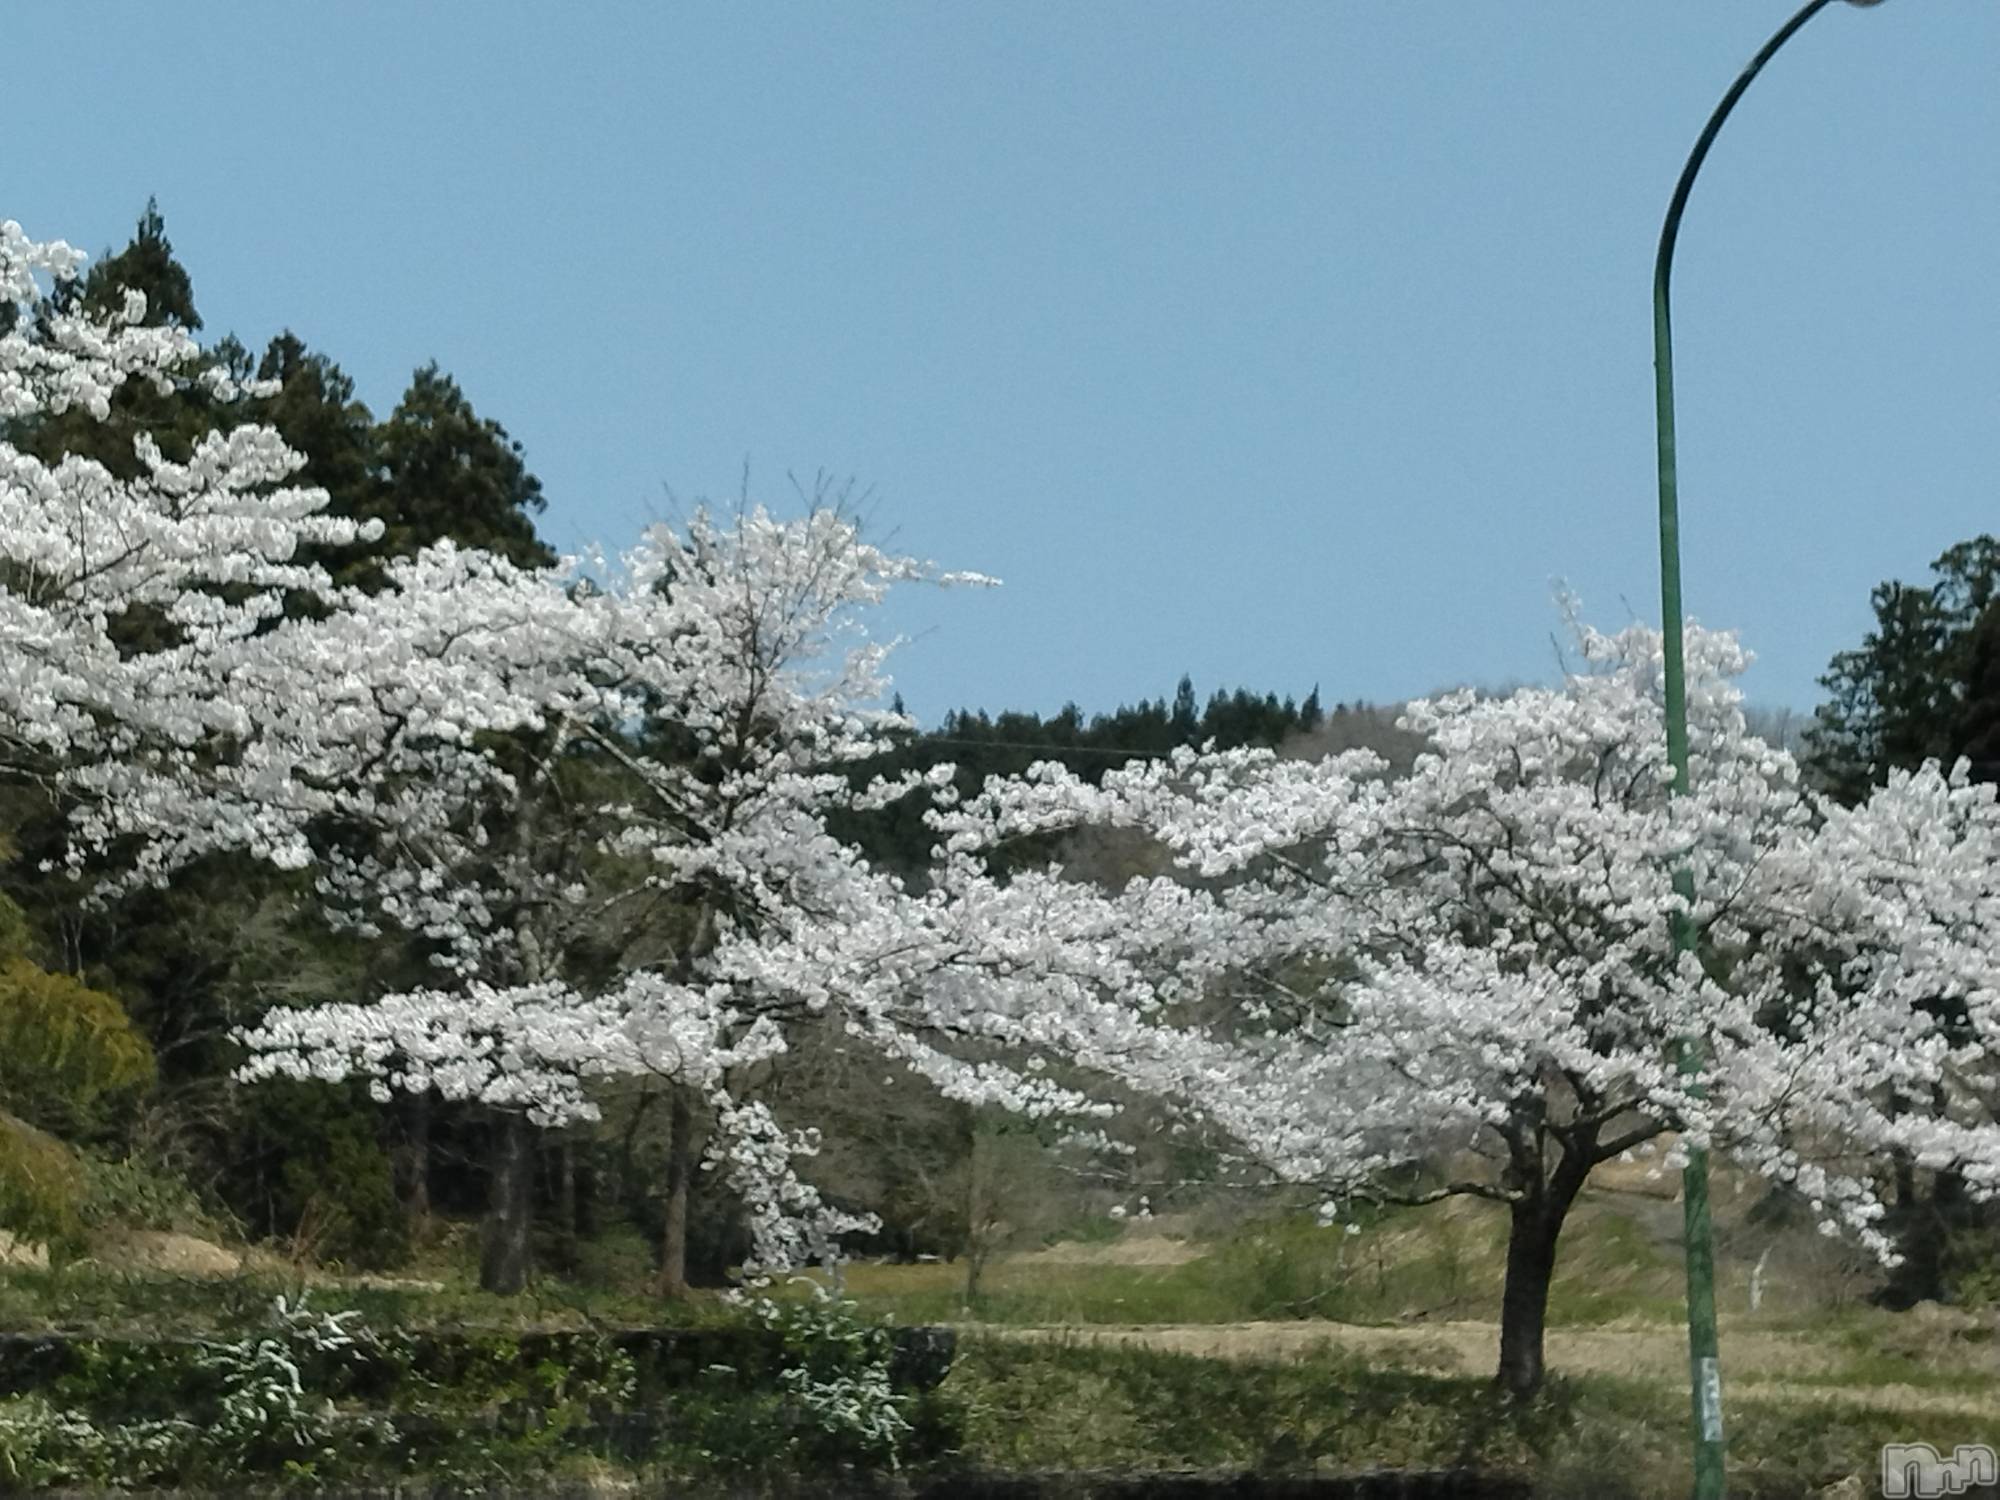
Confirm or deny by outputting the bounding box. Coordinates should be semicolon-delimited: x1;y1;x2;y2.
1300;686;1323;730
1953;601;2000;781
1805;536;2000;802
1169;674;1200;745
7;203;221;477
63;198;202;331
361;363;557;584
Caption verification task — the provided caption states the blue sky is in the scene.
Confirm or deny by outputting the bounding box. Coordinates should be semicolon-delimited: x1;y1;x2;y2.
12;2;2000;723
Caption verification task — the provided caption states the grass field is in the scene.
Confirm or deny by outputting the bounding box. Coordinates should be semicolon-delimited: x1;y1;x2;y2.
949;1335;1993;1499
828;1182;1892;1334
3;1176;1994;1496
842;1180;1999;1494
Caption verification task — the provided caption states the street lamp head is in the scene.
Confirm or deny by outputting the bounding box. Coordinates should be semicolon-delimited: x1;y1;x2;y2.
1844;1;1887;7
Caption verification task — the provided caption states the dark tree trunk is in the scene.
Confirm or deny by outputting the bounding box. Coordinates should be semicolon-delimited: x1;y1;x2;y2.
1881;1166;1970;1307
1494;1135;1591;1398
574;1146;599;1239
552;1137;580;1274
1496;1199;1564;1397
395;1093;432;1229
1880;1089;1971;1307
656;1088;694;1298
480;1112;535;1295
963;1109;991;1307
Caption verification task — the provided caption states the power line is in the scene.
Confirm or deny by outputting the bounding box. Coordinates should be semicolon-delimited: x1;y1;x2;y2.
908;736;1185;759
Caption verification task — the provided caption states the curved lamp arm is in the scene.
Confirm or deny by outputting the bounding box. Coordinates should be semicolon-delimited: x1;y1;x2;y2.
1655;0;1839;795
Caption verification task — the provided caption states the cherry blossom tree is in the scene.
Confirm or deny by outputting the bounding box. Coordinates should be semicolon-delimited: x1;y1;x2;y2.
82;497;1011;1291
73;538;603;1289
808;619;2000;1395
1;219;377;780
3;215;1102;1292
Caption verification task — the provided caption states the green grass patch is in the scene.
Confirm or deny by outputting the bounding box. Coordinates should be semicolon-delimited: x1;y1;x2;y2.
0;1261;730;1338
0;1291;958;1492
949;1334;1560;1475
836;1195;1690;1331
945;1337;1990;1499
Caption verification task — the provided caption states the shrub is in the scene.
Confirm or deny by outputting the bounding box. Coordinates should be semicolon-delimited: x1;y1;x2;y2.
75;1150;232;1240
0;1114;85;1259
239;1079;408;1270
0;959;153;1136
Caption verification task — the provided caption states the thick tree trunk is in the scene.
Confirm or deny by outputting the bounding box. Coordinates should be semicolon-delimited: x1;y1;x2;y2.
656;1088;694;1298
1494;1131;1592;1399
480;1112;535;1295
649;900;717;1301
1883;1165;1968;1307
1496;1200;1564;1397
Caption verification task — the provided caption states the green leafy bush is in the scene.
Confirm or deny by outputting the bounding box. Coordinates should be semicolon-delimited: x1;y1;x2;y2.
665;1292;955;1475
243;1079;409;1269
0;959;153;1136
75;1150;233;1240
0;1114;85;1259
1942;1220;2000;1308
760;1292;915;1465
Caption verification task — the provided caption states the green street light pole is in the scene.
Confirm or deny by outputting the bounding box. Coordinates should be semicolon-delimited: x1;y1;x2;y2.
1652;2;1881;1495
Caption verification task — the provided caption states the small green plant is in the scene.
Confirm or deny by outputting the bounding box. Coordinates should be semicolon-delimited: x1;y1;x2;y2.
755;1287;915;1467
665;1286;935;1474
197;1295;399;1466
